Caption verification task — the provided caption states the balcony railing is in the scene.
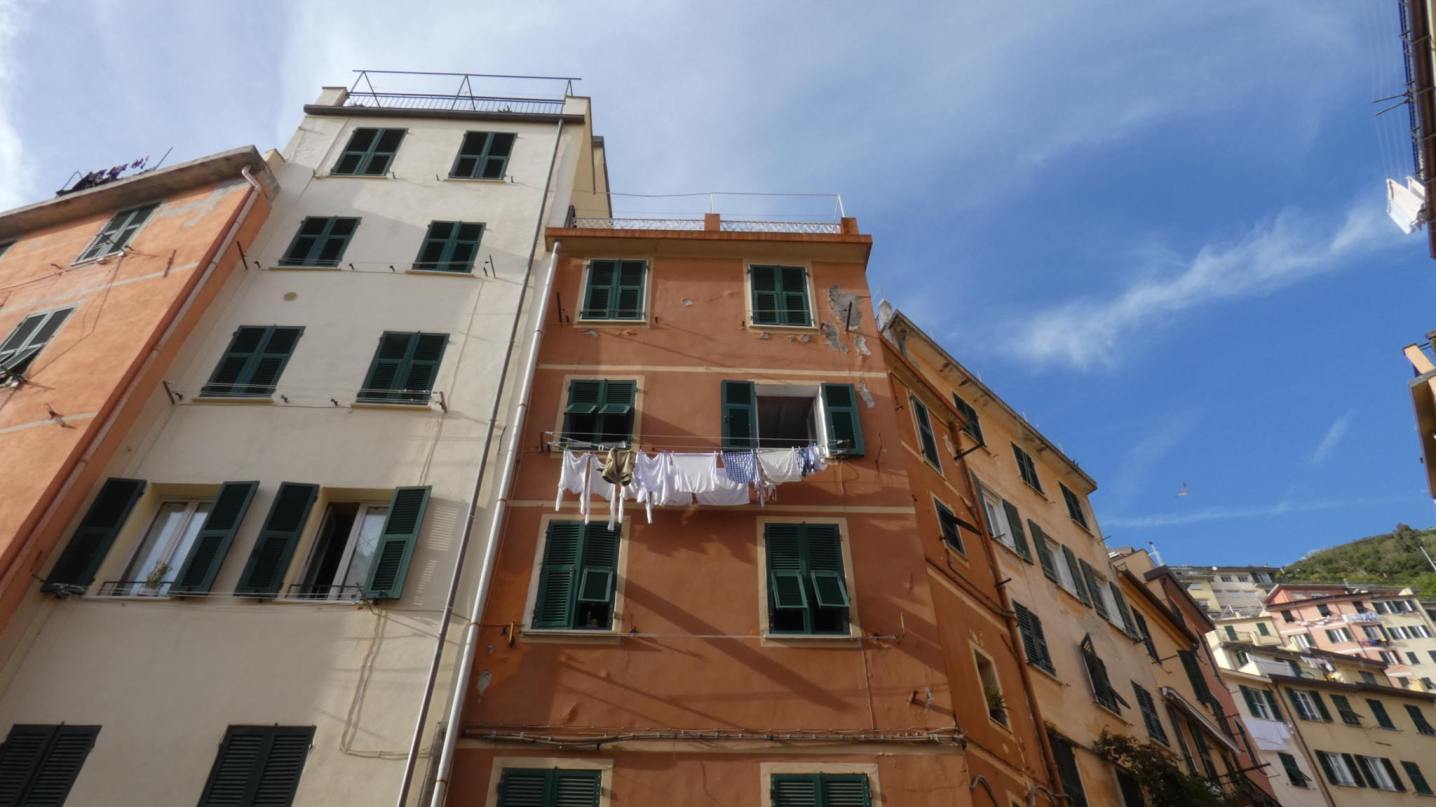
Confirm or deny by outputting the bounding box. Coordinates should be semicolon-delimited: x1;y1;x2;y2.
342;92;565;115
565;214;846;236
337;70;576;116
1344;611;1384;624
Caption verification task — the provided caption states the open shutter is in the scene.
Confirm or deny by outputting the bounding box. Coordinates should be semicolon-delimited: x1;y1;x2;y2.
1315;752;1338;785
1061;545;1091;605
1003;500;1031;561
1080;561;1108;617
750;266;779;325
172;481;259;594
534;522;582;629
805;524;849;611
44;478;146;591
1384;758;1407;792
821;384;865;456
766;523;807;618
1030;521;1058;580
235;483;317;597
615;261;646;319
247;328;303;395
364;486;431;600
1109;580;1137;637
1311;692;1333;722
721;380;757;450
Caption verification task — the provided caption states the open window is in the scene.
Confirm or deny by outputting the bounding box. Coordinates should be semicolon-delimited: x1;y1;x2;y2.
295;502;389;600
113;500;210;595
722;381;864;456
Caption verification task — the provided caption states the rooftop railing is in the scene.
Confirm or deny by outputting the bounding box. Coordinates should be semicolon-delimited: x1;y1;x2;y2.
339;70;576;115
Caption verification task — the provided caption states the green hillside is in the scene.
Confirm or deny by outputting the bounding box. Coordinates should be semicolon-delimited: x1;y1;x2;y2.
1278;525;1436;598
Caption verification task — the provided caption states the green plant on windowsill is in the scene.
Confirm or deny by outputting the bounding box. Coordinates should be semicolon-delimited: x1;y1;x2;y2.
984;685;1007;723
1094;731;1244;807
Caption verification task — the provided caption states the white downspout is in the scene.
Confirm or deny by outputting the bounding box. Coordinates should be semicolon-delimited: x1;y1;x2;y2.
427;240;560;807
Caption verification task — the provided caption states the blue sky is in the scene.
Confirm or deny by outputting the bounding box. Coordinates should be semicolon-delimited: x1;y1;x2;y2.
1;1;1432;566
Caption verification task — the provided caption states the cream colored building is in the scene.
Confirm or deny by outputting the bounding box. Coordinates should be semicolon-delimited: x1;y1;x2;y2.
0;75;608;807
1171;565;1279;618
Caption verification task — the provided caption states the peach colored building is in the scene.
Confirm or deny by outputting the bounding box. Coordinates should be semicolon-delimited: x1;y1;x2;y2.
437;215;1053;807
1267;583;1436;691
0;148;274;632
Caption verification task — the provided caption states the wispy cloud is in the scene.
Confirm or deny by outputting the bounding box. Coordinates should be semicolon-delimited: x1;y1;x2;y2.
1310;411;1354;465
0;0;32;209
1107;408;1202;510
1005;201;1396;369
1105;494;1413;529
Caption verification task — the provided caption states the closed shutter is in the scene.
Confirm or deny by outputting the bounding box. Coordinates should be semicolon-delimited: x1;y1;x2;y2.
1002;500;1031;561
1287;690;1311;721
44;478;146;590
496;769;548;807
1061;545;1091;605
172;481;259;594
1080;561;1107;617
821;384;865;456
361;332;412;401
533;522;583;629
771;775;818;807
1383;758;1407;792
766;523;848;635
198;726;313;807
721;380;757;450
581;261;615;318
363;486;431;600
1015;603;1052;671
576;524;619;613
360;332;446;403
1109;582;1137;637
496;768;600;807
1310;691;1332;722
910;395;941;467
1030;521;1058;580
4;725;97;807
400;334;447;403
766;523;807;611
235;483;318;597
614;262;645;319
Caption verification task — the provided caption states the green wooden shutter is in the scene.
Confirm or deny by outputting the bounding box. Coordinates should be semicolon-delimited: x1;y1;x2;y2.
198;726;313;807
615;261;646;319
771;774;819;807
235;483;318;597
203;326;303;397
721;380;757;450
581;261;615;318
805;524;850;614
1080;561;1107;617
1031;522;1058;580
911;396;941;467
44;477;146;590
1109;581;1137;637
398;334;447;403
534;521;583;629
575;525;619;626
818;774;871;806
496;769;548;807
778;267;811;326
1002;500;1031;561
1310;691;1332;722
172;481;259;594
1060;545;1091;605
0;725;98;807
766;523;805;612
821;384;865;456
1014;603;1052;671
360;332;412;401
363;486;431;600
750;266;779;325
551;769;602;807
597;380;636;443
1343;753;1369;788
247;328;302;395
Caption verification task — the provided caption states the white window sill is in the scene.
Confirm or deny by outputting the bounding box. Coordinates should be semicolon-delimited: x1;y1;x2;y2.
69;254;120;269
406;268;476;278
747;322;819;333
268;264;344;272
760;632;861;648
575;317;649;327
191;395;275;405
521;628;622;645
350;400;436;411
320;173;394;180
443;176;508;184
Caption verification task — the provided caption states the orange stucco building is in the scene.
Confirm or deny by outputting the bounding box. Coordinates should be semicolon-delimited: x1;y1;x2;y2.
441;218;1053;806
0;148;274;634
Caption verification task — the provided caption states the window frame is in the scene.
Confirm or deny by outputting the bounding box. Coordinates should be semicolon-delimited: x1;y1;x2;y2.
450;131;517;180
746;263;814;328
292;500;391;601
909;394;943;472
558;377;640;447
0;305;75;376
111;498;213;597
357;331;449;405
1059;483;1089;530
1011;442;1043;493
757;518;860;642
331;127;406;176
578;258;650;322
521;516;626;638
75;203;158;263
932;497;967;555
413;220;485;273
277;216;360;268
973;647;1009;727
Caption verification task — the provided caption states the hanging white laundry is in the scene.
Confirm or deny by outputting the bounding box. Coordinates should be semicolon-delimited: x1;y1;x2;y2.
588;463;638;529
757;448;804;484
697;455;750;506
673;453;721;494
554;451;593;521
1388;176;1427;235
634;452;691;518
799;445;828;476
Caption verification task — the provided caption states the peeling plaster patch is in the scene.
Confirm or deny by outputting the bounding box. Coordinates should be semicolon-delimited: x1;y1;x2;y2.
826;285;863;330
155;181;244;229
854;334;870;356
857;381;876;408
681;298;694;307
819;322;848;352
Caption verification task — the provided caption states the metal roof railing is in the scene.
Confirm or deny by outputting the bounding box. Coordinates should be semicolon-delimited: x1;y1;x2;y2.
342;70;576;114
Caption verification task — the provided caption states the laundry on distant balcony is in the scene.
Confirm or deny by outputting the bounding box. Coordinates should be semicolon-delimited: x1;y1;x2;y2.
553;446;829;525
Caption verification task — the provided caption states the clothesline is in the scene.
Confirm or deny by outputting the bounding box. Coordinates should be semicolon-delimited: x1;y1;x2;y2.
541;430;851;453
555;445;830;528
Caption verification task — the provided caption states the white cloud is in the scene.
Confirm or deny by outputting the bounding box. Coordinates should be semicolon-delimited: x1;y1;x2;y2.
1007;201;1397;369
1310;411;1354;465
1107;408;1202;510
1104;494;1413;529
0;0;33;209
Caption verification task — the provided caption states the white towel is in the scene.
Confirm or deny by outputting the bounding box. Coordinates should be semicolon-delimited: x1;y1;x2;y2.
673;453;720;494
757;448;804;483
555;451;592;520
635;452;691;516
697;458;750;506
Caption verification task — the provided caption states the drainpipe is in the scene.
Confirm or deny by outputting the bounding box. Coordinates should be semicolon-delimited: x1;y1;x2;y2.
0;167;262;602
417;116;566;807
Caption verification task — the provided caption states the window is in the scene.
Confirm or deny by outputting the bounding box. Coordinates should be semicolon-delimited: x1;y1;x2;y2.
765;523;850;636
451;131;515;179
975;651;1007;725
1224;626;1238;641
1131;611;1158;660
1281;610;1295;623
497;768;601;807
332;127;404;175
979;487;1032;562
1060;544;1091;605
580;259;647;320
951;393;983;444
1330;694;1362;725
1133;684;1168;742
910;395;942;469
1278;752;1310;788
1081;634;1127;712
563;379;636;445
1030;521;1058;581
1013;601;1054;673
1288;689;1329;721
1239;686;1281;721
1357;756;1402;791
202;326;303;397
44;477;147;592
1257;622;1271;636
1048;731;1088;807
413;221;483;273
0;724;99;805
1316;751;1360;787
1408;704;1436;735
197;726;313;807
0;306;73;376
1361;671;1378;685
1011;443;1042;492
76;203;156;262
722;381;864;456
1060;484;1088;529
532;521;620;631
934;500;966;554
1116;769;1145;807
748;265;811;326
1325;628;1351;643
1318;603;1331;617
1404;761;1434;795
279;216;359;267
1292;633;1312;649
1081;561;1109;619
1232;649;1249;666
770;774;872;807
359;332;447;404
0;240;11;259
114;499;211;595
294;502;388;600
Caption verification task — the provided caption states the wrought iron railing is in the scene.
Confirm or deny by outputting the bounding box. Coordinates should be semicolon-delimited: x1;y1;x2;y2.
285;583;366;601
720;219;843;234
342;92;565;115
566;216;842;234
339;70;575;116
98;580;174;597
